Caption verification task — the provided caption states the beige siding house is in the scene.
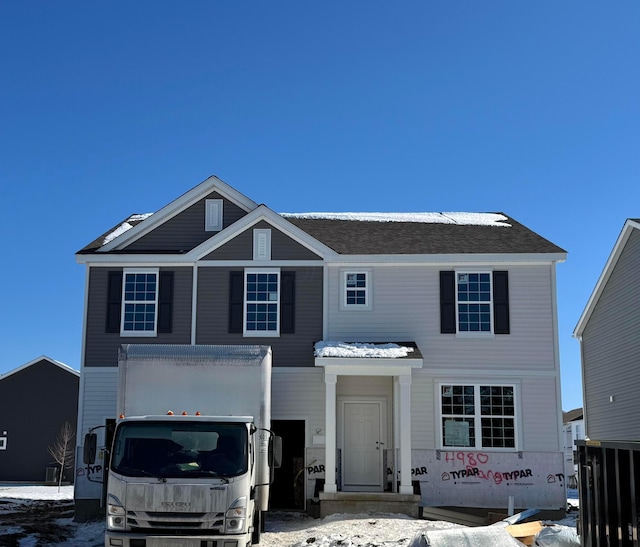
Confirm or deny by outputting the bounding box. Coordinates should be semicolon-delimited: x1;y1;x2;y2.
74;175;567;519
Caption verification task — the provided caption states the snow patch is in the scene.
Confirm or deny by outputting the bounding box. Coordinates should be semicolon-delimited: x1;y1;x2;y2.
102;213;153;245
282;212;511;227
315;341;415;358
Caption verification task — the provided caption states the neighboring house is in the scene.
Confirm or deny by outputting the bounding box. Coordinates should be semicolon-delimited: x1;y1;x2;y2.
74;175;567;519
0;356;79;483
573;219;640;546
562;408;584;488
574;218;640;441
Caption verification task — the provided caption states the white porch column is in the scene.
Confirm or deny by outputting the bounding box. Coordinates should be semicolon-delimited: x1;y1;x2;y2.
398;375;413;495
324;372;338;493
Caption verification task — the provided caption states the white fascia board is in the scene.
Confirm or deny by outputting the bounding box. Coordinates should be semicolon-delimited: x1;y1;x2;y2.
0;356;79;381
574;219;640;337
316;361;419;376
98;175;258;252
323;252;567;267
77;254;197;265
187;205;340;261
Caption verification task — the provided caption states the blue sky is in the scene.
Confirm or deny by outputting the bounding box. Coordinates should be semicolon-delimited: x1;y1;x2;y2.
1;2;638;411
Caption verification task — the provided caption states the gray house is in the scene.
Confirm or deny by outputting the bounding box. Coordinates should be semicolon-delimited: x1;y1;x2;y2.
0;356;79;483
74;176;567;519
574;218;640;440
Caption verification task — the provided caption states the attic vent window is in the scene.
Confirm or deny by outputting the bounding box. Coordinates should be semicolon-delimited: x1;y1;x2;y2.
253;229;272;261
205;199;223;232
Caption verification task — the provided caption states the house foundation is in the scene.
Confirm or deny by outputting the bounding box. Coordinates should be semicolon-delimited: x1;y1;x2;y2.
318;491;421;518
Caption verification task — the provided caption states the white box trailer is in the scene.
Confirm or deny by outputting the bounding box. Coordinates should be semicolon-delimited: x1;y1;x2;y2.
84;344;280;547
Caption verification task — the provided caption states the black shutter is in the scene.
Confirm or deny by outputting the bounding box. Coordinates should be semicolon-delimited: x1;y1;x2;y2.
157;271;174;334
229;271;244;333
280;271;295;334
440;271;456;334
493;271;510;334
106;271;123;333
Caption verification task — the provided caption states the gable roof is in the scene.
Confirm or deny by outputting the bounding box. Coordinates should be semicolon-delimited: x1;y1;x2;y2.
76;177;567;260
574;218;640;337
77;175;258;254
0;356;79;382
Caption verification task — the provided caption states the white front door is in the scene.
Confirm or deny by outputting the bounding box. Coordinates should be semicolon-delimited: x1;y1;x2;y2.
343;402;383;490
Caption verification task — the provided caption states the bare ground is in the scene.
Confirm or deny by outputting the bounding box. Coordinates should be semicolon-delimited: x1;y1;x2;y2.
0;498;78;547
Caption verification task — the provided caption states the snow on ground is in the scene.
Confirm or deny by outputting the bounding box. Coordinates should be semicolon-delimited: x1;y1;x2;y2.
0;485;580;547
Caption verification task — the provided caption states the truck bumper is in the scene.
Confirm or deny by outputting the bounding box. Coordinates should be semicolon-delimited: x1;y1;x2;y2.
105;531;251;547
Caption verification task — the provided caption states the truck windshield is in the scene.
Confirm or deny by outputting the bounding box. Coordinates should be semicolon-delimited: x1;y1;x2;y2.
110;421;248;479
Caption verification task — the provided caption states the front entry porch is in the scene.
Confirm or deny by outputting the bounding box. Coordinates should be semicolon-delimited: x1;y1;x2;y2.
314;342;424;517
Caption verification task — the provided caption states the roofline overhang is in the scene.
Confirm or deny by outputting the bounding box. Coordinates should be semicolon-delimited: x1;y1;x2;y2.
574;219;640;337
324;252;567;265
97;175;258;252
77;251;567;266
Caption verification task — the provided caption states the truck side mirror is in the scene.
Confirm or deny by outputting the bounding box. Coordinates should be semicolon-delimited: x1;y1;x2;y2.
83;433;97;465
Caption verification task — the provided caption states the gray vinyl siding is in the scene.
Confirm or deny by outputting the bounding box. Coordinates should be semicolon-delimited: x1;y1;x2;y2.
78;368;118;438
326;264;557;370
520;377;561;451
195;266;323;367
125;192;248;252
410;373;436;449
581;228;640;441
272;369;325;439
203;221;322;261
84;267;193;367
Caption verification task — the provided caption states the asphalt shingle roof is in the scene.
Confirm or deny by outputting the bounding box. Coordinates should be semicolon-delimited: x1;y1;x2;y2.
285;215;566;255
79;212;566;256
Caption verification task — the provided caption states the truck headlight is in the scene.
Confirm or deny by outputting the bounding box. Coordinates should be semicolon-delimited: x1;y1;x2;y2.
107;494;126;531
225;497;246;533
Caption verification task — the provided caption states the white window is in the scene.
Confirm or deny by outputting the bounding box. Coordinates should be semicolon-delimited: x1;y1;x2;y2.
253;229;272;261
0;431;6;450
244;269;280;336
121;268;159;336
456;272;492;333
439;383;517;450
205;199;223;232
341;269;372;310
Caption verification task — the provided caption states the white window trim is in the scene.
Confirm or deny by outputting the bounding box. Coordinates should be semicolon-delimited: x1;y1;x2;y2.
253;229;272;261
205;199;223;232
120;267;159;337
243;268;281;337
436;381;519;452
340;269;372;311
455;270;494;336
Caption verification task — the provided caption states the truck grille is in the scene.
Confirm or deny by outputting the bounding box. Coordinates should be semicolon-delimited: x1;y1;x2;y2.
127;510;225;532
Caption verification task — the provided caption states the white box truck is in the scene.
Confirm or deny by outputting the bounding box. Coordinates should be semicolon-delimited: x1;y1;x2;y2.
84;344;281;547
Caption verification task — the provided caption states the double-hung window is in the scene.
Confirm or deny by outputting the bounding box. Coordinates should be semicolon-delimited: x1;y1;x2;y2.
341;269;371;310
121;268;159;335
440;384;516;449
244;269;280;336
457;272;492;333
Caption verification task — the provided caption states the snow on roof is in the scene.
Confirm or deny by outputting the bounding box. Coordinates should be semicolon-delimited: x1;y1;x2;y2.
282;212;511;227
314;341;415;358
102;213;153;245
